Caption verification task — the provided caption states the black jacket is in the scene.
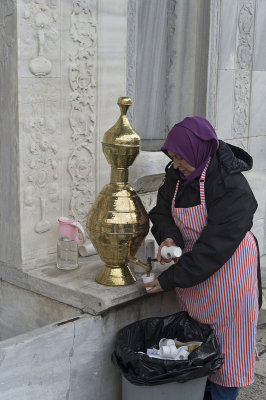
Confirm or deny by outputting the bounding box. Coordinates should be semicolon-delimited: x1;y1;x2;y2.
149;141;262;306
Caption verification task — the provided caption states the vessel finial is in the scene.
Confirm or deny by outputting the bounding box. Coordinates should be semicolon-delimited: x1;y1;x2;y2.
117;97;132;116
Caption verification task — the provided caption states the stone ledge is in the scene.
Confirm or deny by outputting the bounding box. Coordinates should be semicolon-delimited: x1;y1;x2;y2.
1;254;265;319
0;256;164;316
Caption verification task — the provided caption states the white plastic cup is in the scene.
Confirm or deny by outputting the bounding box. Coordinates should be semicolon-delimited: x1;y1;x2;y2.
166;339;176;346
160;345;171;358
159;338;167;347
160;344;179;359
159;338;175;347
177;348;190;360
161;246;182;259
141;272;155;291
169;344;179;357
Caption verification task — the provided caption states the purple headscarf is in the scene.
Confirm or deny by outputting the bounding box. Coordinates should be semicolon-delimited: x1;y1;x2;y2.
161;116;219;185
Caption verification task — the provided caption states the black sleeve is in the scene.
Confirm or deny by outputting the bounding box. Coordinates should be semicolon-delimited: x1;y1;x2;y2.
158;174;258;291
149;171;184;248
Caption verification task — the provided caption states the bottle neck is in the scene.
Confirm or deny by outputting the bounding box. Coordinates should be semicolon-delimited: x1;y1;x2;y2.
110;167;128;184
59;235;73;241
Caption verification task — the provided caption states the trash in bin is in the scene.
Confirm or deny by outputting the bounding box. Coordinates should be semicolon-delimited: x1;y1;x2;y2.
111;311;224;385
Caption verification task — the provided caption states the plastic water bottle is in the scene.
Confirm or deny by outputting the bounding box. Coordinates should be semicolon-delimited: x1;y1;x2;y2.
57;217;85;270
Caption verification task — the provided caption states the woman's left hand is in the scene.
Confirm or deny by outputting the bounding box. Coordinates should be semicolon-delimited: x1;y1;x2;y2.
144;279;163;293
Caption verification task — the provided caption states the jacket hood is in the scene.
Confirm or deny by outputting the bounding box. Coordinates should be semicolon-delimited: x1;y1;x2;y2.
217;140;253;173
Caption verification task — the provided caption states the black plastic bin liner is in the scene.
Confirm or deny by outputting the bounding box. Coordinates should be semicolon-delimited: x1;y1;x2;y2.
112;311;224;385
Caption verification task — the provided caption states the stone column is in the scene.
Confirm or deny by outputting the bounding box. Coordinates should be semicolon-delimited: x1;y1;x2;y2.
0;0;127;267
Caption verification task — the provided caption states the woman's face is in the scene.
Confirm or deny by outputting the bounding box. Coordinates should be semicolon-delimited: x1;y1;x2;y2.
168;150;195;176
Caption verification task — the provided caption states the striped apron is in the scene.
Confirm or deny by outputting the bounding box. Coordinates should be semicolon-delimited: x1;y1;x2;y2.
172;160;258;387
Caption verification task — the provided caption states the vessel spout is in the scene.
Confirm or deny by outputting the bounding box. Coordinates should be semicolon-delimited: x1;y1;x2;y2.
128;256;152;274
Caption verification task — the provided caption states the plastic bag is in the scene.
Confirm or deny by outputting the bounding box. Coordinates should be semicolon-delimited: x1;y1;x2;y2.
111;311;224;385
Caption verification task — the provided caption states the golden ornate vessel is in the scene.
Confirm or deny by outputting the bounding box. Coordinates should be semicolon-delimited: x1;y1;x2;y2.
86;97;151;286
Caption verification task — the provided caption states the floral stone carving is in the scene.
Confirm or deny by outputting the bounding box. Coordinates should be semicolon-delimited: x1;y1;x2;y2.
68;0;97;226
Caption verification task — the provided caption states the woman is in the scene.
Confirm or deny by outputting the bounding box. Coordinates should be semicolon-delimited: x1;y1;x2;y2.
145;116;262;400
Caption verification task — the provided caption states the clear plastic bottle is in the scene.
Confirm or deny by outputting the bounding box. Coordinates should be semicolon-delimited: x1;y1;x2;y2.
56;217;85;270
57;236;79;270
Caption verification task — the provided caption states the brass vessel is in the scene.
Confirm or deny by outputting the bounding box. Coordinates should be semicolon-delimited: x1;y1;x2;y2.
86;97;151;286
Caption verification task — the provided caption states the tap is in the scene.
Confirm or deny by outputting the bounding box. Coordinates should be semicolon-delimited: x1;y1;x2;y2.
128;256;152;274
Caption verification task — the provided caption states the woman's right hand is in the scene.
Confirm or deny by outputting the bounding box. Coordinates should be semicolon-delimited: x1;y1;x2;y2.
158;238;176;265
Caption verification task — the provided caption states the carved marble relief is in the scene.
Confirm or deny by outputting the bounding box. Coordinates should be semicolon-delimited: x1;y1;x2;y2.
0;0;15;63
233;70;251;138
23;82;59;233
166;0;177;132
237;0;255;70
68;0;97;226
22;0;58;76
233;0;255;138
206;0;220;129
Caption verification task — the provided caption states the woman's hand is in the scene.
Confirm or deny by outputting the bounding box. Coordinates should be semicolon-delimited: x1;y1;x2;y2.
158;238;176;265
144;279;163;293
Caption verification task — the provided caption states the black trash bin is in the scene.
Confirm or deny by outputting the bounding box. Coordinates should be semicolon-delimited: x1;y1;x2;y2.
112;312;224;400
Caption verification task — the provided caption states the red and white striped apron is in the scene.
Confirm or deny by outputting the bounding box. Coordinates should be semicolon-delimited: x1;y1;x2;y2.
172;159;258;387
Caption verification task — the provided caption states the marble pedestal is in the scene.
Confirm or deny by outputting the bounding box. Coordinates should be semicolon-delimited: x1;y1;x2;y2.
0;257;177;400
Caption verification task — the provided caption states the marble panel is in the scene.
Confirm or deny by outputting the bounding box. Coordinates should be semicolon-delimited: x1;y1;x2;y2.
235;0;256;71
253;0;266;70
134;0;167;140
216;70;235;140
0;0;20;266
96;0;127;190
0;291;177;400
20;78;62;265
0;280;81;341
248;135;266;170
61;0;97;229
206;0;220;128
249;71;266;137
2;0;128;267
68;295;175;400
218;0;238;70
251;218;264;256
264;214;266;255
232;70;252;138
243;171;266;221
166;0;210;128
0;320;76;400
18;0;60;78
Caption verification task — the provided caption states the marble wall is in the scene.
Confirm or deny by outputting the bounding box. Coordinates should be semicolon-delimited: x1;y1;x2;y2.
0;283;176;400
0;0;265;268
0;3;265;399
207;0;266;255
0;0;127;267
129;0;266;260
0;1;20;266
127;0;210;145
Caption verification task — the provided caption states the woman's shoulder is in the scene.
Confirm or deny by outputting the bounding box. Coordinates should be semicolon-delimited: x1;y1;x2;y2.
206;141;255;197
216;140;253;174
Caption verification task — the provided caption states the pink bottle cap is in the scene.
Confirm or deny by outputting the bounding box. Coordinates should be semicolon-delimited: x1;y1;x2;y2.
58;217;85;245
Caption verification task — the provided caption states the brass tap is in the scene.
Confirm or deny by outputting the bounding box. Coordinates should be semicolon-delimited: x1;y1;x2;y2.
128;256;152;274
